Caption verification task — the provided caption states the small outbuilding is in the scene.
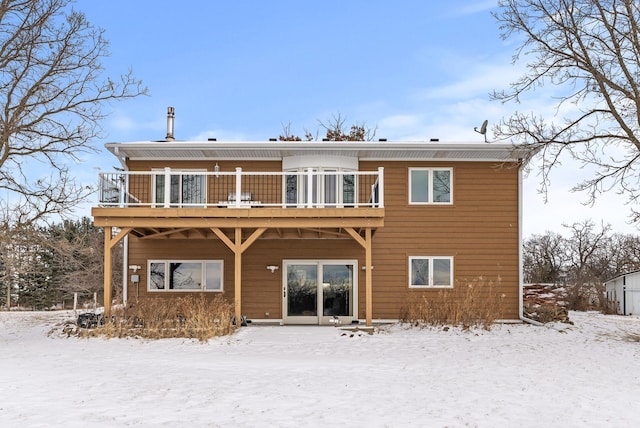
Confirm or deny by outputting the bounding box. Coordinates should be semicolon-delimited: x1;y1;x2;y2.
604;270;640;315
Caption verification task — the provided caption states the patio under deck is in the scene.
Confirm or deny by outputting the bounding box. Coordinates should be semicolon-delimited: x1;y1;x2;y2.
93;206;385;326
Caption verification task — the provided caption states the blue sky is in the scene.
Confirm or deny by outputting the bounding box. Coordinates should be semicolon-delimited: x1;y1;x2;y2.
74;0;637;237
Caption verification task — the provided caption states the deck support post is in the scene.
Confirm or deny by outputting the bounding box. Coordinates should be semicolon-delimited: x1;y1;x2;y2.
365;227;373;326
104;227;112;316
234;228;242;322
103;227;131;317
345;227;374;326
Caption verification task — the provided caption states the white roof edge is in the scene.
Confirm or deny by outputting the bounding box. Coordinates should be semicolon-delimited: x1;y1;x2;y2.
104;140;519;149
104;140;527;162
604;269;640;284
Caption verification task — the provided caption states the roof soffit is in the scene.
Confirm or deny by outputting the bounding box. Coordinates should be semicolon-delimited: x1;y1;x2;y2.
105;141;527;163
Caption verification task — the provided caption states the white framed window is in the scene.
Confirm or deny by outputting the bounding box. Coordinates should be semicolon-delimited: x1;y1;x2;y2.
409;168;452;204
409;256;453;288
284;168;356;207
148;260;223;292
152;169;206;207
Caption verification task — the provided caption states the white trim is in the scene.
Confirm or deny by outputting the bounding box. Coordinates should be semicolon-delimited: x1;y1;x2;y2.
282;155;358;170
408;256;454;288
517;162;541;325
105;141;528;163
408;167;453;205
147;259;224;292
518;163;524;321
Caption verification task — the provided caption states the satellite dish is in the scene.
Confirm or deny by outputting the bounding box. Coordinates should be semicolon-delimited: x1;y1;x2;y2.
474;119;488;142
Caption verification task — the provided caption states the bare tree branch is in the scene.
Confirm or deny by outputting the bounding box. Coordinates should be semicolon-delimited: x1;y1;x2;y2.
492;0;640;214
0;0;147;227
279;113;377;142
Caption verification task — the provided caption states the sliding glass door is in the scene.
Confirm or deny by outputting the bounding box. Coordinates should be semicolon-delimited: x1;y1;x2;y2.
283;260;357;325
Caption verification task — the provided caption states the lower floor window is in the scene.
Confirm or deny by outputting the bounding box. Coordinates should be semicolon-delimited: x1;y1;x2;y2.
409;256;453;288
148;260;223;292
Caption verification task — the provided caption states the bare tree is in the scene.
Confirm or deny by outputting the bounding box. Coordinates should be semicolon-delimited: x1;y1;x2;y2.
563;220;611;309
46;218;104;297
522;232;567;283
0;0;147;227
279;113;377;142
608;233;640;275
278;122;314;141
492;1;640;212
318;113;377;141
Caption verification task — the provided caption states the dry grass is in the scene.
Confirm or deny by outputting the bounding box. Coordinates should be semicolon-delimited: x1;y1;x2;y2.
79;295;236;341
523;302;570;324
399;277;505;330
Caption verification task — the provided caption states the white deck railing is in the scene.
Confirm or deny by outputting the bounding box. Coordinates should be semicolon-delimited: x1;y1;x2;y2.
98;167;384;209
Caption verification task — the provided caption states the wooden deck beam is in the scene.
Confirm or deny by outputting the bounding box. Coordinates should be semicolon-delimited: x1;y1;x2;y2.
92;206;384;219
93;216;383;229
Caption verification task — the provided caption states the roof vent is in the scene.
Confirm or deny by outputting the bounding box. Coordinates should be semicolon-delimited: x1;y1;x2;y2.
379;138;387;142
208;138;217;141
269;138;277;141
430;138;439;142
165;107;175;141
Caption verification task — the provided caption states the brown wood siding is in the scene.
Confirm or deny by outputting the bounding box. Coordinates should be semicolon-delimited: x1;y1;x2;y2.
127;160;283;172
126;160;284;206
126;238;235;303
123;158;521;321
127;237;363;320
361;160;520;320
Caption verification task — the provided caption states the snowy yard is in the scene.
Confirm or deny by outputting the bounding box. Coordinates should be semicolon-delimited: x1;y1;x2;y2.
1;311;639;427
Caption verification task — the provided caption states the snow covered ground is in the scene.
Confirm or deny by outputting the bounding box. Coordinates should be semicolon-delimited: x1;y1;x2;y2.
1;311;639;427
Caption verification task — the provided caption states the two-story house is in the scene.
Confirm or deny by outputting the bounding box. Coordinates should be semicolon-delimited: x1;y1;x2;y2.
92;111;526;326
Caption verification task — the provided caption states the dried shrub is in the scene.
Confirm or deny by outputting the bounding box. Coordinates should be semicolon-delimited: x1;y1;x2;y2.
600;299;619;315
524;302;570;324
79;295;236;341
399;277;505;331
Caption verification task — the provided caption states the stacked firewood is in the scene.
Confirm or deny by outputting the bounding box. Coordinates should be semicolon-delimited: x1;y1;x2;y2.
523;283;571;324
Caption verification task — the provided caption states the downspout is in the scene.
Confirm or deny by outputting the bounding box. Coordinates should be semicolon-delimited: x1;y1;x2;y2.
518;159;543;326
113;146;127;170
122;235;128;306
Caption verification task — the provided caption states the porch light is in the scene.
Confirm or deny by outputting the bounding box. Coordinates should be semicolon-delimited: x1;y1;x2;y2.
214;163;220;177
266;265;279;273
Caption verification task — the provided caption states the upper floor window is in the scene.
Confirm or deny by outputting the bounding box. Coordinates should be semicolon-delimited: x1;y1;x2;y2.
153;169;206;207
285;168;356;208
409;168;452;204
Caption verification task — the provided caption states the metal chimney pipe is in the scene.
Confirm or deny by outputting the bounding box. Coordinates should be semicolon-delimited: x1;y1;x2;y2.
165;106;175;141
